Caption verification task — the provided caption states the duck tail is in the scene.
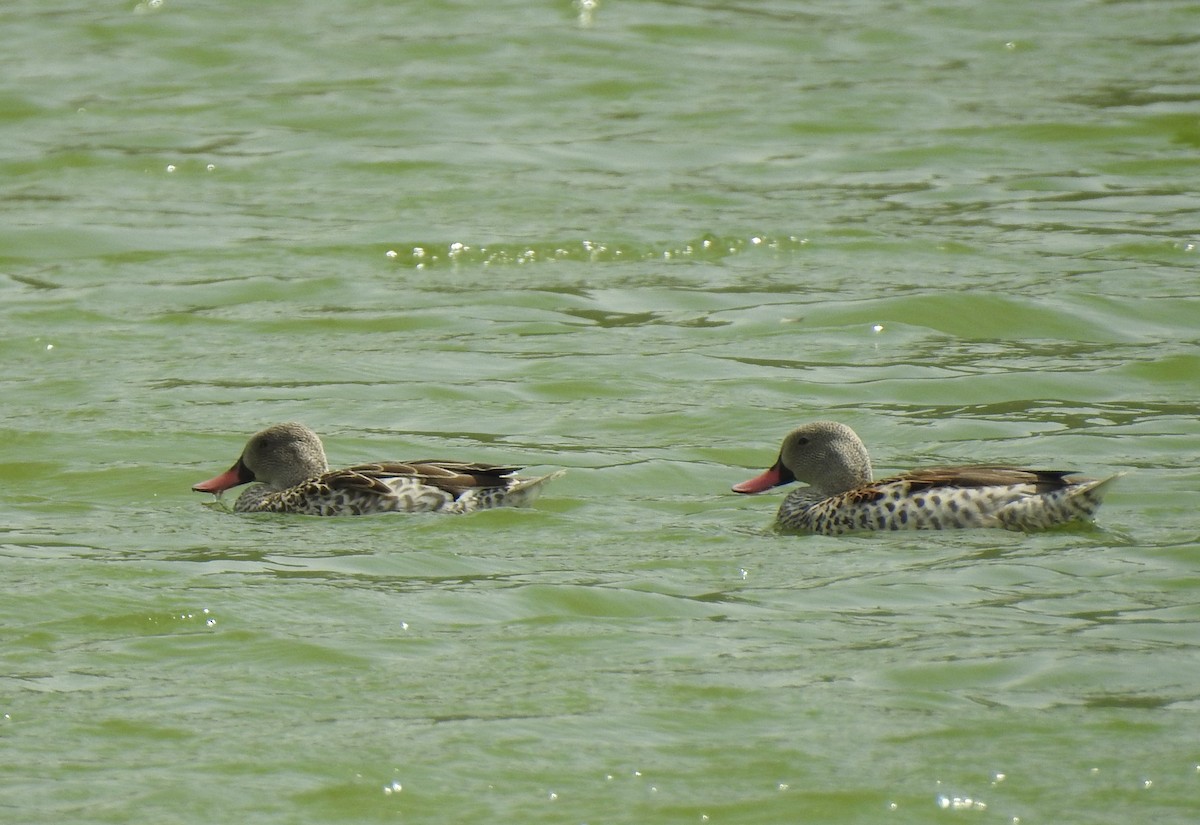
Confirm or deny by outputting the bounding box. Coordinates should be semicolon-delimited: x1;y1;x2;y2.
997;471;1124;531
504;469;567;507
1069;472;1124;513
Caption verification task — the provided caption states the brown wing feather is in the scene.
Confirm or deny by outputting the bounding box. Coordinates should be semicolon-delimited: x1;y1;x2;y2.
396;460;523;481
884;465;1079;493
330;461;522;497
305;467;400;498
840;486;887;505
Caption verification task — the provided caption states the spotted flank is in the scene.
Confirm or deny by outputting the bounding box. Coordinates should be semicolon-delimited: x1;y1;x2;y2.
734;421;1120;535
776;469;1119;535
235;463;565;516
192;422;563;516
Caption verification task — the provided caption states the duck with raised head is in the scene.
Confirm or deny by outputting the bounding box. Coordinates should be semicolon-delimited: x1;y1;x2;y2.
732;421;1120;534
192;422;564;516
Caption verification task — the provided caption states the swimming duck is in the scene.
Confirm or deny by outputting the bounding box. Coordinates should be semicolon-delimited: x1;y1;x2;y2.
732;421;1119;534
192;422;564;516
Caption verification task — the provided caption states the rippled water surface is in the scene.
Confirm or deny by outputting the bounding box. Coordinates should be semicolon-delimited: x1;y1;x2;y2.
2;1;1199;823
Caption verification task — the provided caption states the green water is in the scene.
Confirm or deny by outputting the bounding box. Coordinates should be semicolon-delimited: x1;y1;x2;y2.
2;1;1198;823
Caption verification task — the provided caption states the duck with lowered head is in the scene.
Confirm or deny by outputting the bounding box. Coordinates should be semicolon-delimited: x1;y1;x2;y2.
192;422;563;516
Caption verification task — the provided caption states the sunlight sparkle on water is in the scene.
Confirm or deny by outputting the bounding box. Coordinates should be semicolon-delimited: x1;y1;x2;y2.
575;0;598;27
937;795;987;811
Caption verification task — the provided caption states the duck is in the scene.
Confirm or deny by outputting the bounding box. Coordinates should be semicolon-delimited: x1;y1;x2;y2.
191;422;564;516
732;421;1120;534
